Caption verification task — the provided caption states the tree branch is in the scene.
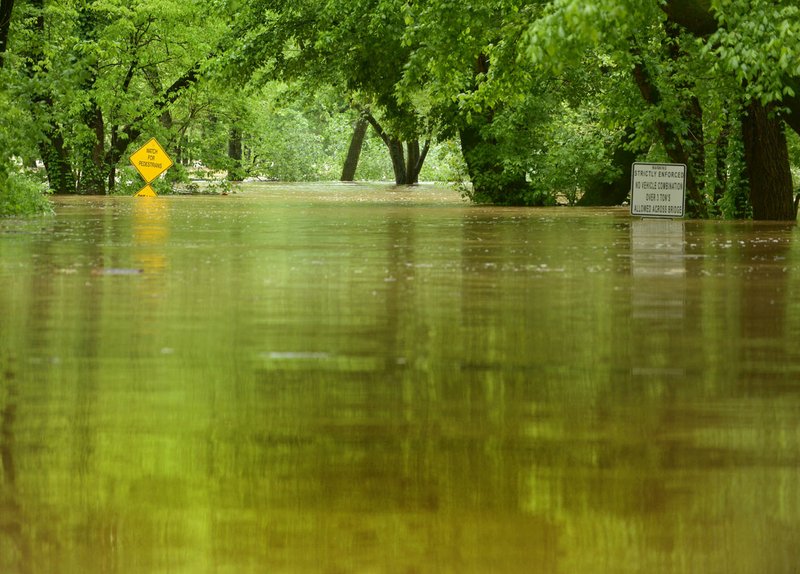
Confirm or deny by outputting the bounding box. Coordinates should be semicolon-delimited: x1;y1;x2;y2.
415;137;431;175
361;108;391;147
106;60;203;167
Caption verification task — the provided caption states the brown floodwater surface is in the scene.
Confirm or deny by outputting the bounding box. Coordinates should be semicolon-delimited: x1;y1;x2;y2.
1;183;800;573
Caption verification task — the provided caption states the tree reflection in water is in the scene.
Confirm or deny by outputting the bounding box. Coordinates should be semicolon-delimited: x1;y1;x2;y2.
0;185;799;573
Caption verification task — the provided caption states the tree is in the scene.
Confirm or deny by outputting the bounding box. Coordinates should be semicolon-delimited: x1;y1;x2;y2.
524;2;708;214
5;0;797;210
400;1;557;204
6;0;224;194
229;0;435;185
523;0;799;219
359;107;431;185
663;0;799;219
628;25;709;217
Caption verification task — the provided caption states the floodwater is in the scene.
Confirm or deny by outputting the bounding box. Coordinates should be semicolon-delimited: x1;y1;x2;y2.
1;182;799;573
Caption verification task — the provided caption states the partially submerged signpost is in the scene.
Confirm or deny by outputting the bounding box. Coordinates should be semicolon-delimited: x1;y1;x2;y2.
630;163;686;218
130;137;173;197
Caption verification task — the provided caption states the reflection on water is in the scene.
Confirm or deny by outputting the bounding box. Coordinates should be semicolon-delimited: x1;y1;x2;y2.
1;183;800;573
630;219;687;379
133;197;169;276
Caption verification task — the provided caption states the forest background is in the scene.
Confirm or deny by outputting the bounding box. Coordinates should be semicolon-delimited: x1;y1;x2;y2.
1;0;799;219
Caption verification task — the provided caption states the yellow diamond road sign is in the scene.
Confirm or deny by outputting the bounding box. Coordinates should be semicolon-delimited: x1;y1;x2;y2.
130;137;173;184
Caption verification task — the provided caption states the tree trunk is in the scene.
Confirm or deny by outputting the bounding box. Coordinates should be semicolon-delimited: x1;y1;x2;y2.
416;139;431;182
39;126;74;194
0;0;12;68
405;140;419;184
361;110;407;185
227;126;244;181
340;115;368;181
741;101;796;220
713;117;729;206
403;138;430;185
77;102;107;194
387;138;407;184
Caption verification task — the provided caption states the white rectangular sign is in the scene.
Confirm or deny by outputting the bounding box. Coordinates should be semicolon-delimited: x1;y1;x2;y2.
630;162;686;218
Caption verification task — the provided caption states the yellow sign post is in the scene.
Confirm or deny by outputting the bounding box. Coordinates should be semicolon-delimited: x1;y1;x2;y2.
130;137;173;196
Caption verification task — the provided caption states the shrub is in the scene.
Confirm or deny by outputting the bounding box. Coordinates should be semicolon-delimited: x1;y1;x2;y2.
0;170;54;216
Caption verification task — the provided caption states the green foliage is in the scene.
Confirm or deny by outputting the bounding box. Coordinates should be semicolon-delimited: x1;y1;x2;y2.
0;67;37;167
524;0;660;71
0;62;51;215
717;133;751;219
708;0;800;105
249;107;327;181
538;103;621;205
788;129;800;192
0;170;53;216
1;0;799;215
1;0;227;194
418;139;468;184
518;0;800;217
227;0;430;141
112;166;145;196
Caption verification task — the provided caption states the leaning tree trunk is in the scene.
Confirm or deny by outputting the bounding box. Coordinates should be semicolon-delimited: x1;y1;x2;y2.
360;109;430;185
341;115;368;181
742;101;796;220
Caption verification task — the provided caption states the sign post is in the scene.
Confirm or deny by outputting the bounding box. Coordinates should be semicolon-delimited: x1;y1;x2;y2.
129;137;173;197
630;162;686;218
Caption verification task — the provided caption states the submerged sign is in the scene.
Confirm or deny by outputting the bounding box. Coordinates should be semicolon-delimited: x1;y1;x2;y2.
134;184;157;197
630;162;686;218
130;137;173;196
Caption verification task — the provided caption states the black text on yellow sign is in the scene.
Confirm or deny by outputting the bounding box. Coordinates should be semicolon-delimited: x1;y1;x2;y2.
129;137;173;195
